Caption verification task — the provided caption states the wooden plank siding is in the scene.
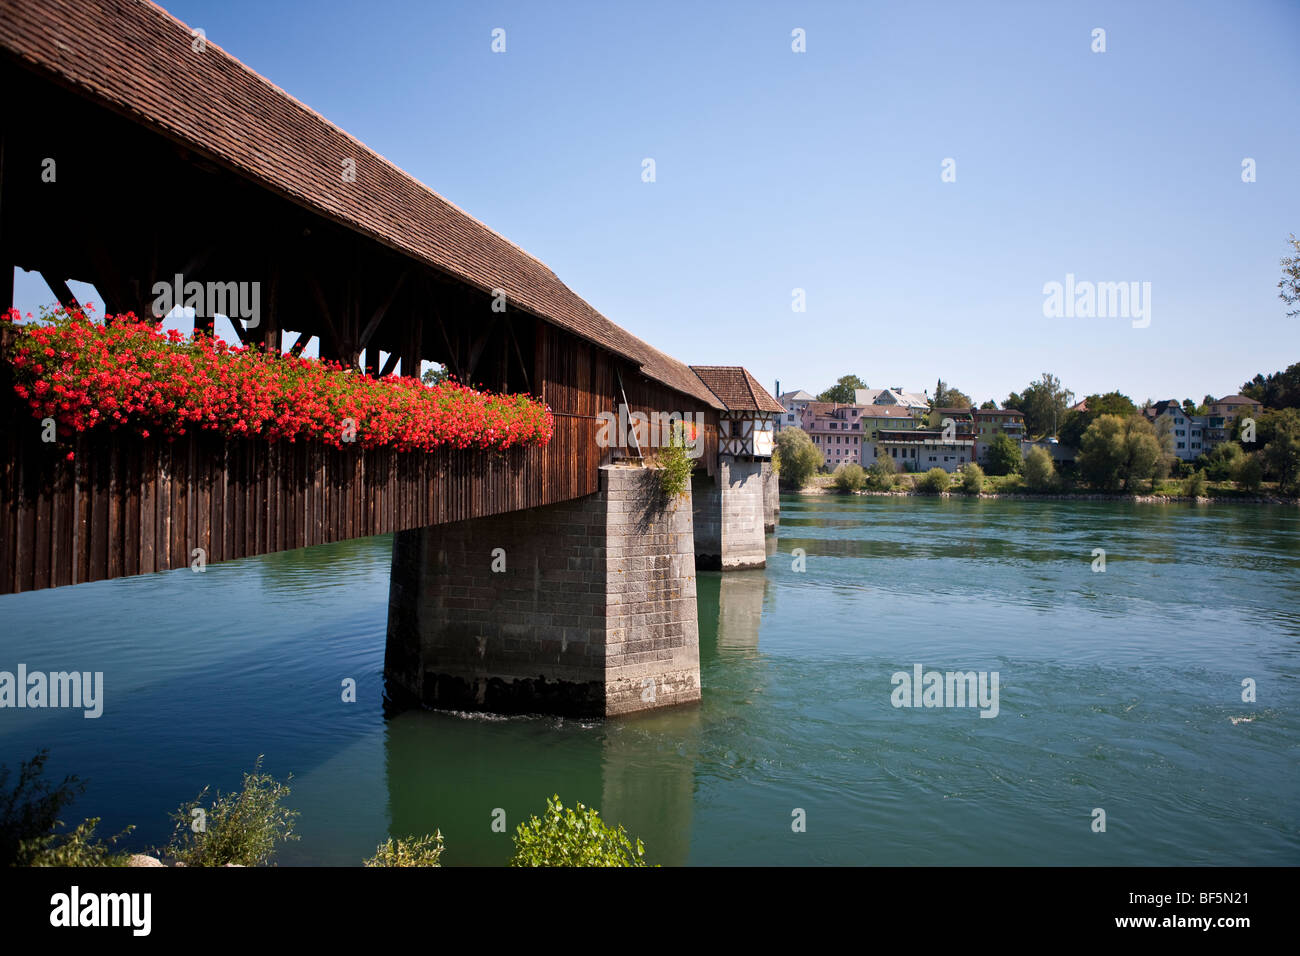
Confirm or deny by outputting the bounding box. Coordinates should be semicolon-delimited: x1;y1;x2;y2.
0;403;602;594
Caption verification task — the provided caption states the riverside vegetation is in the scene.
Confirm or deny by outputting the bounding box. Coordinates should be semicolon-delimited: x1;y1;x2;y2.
1;750;651;868
783;406;1300;502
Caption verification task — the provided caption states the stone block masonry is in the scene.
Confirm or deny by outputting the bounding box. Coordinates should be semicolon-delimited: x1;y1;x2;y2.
692;459;767;570
762;460;779;532
385;465;700;717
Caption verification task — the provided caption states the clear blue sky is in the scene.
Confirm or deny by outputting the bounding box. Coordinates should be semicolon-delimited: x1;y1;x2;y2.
14;0;1300;405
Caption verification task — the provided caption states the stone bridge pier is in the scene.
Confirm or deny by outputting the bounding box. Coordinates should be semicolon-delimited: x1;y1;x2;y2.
385;465;700;718
691;458;768;571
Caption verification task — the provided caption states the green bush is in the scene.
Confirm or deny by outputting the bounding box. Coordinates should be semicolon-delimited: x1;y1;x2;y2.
957;463;984;494
985;433;1022;476
917;467;950;494
165;756;299;866
0;751;131;866
1183;469;1208;498
510;795;650;867
1;751;84;866
656;423;694;499
29;817;133;867
1022;446;1057;491
832;463;867;492
364;832;444;867
1234;453;1264;492
1201;442;1243;481
774;428;823;490
866;451;896;490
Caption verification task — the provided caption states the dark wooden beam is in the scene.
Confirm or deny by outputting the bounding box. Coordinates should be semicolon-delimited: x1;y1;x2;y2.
379;350;400;377
40;272;78;310
506;318;531;393
359;270;406;349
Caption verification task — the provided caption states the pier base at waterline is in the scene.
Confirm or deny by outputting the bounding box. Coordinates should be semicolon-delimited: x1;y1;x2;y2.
691;458;767;570
384;465;700;718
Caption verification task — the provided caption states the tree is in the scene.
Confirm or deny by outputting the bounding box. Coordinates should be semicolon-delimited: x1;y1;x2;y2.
1023;445;1057;490
1058;391;1137;449
1199;441;1243;480
932;379;972;410
1015;372;1074;438
1240;362;1300;410
958;462;984;494
1262;407;1300;494
1077;414;1168;492
979;399;998;410
1235;453;1264;492
985;432;1022;476
866;450;896;490
774;427;822;489
817;375;868;404
1279;233;1300;318
421;364;450;387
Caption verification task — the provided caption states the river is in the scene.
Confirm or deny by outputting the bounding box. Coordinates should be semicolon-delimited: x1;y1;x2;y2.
1;495;1296;865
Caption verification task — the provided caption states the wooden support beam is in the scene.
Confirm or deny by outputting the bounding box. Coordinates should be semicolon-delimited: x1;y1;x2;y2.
306;273;345;362
432;302;462;381
40;272;78;310
379;350;400;377
466;314;499;382
506;318;532;393
359;270;406;349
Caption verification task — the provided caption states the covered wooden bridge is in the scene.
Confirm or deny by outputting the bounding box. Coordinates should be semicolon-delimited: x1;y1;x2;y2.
0;0;788;599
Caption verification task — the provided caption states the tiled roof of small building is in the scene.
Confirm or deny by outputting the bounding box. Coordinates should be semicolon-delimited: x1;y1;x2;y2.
690;367;784;413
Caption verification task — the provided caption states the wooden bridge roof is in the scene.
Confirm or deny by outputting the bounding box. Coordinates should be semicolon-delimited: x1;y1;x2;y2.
689;366;784;414
0;0;720;408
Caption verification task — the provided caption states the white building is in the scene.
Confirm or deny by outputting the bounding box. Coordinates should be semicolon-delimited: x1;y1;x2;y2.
854;387;929;420
776;389;816;432
1150;400;1207;461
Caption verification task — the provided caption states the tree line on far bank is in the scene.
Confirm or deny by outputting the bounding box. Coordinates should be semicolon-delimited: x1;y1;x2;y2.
774;407;1300;498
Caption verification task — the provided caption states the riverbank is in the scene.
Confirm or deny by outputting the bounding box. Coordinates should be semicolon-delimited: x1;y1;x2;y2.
789;475;1299;505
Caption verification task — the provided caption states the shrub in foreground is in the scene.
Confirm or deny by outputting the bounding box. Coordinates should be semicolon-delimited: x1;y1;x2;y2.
165;755;298;866
510;795;649;867
364;832;445;867
0;750;131;866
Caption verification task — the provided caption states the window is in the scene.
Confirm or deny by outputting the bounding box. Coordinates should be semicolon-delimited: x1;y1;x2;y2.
1177;442;1185;449
786;414;794;422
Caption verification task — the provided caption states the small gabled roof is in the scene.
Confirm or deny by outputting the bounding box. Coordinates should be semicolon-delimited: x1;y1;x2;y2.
780;389;816;403
690;367;785;413
1213;394;1258;406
